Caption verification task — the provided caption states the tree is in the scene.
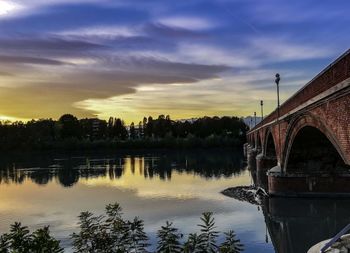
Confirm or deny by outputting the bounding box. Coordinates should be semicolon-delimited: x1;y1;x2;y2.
105;203;129;252
0;222;63;253
31;227;63;253
183;233;200;253
71;212;110;252
126;217;149;253
197;212;219;253
58;114;81;139
0;203;244;253
219;230;244;253
157;221;182;253
130;122;136;139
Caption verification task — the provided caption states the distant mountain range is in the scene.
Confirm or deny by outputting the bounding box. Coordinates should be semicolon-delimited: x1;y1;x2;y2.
243;116;262;129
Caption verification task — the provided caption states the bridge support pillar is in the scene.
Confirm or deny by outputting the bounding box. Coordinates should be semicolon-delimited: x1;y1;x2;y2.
247;145;257;170
255;154;277;190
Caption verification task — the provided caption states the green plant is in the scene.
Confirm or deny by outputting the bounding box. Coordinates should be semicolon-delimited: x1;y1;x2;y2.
0;203;244;253
198;212;219;253
0;222;63;253
219;230;244;253
157;221;182;253
183;233;200;253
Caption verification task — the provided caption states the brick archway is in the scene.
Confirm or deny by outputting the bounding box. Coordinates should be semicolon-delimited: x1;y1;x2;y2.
255;132;262;150
264;128;277;158
283;112;347;172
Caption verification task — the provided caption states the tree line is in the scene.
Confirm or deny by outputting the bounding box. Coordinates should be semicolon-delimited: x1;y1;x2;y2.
0;202;244;253
0;114;248;150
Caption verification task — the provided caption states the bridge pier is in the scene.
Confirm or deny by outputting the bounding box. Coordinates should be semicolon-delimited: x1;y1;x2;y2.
246;144;257;170
267;169;350;197
256;154;277;190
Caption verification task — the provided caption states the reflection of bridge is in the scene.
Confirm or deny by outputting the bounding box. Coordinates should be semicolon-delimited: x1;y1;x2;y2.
263;197;350;253
246;49;350;195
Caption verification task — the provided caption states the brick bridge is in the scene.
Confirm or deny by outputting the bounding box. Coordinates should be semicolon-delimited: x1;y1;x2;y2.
246;49;350;196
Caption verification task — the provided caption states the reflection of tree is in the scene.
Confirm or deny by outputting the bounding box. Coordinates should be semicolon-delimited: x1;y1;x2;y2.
142;150;245;180
0;168;25;184
0;149;245;187
30;171;52;185
57;169;79;187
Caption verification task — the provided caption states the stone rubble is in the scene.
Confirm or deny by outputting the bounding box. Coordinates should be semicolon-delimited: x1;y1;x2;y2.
221;186;267;205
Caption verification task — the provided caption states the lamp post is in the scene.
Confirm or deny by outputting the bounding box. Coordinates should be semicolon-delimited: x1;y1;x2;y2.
254;112;256;127
260;100;264;121
275;73;282;170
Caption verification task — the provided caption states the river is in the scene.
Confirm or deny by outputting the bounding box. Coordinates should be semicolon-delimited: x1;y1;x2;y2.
0;149;349;252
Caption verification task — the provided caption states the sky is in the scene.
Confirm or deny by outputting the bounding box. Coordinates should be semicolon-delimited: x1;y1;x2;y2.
0;0;349;124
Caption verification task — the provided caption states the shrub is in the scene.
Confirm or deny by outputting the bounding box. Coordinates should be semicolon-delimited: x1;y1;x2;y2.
0;203;244;253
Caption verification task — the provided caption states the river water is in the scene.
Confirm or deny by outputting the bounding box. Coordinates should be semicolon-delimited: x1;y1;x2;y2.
0;149;349;253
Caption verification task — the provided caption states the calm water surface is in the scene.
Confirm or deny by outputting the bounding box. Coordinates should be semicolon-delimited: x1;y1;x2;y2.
0;149;349;253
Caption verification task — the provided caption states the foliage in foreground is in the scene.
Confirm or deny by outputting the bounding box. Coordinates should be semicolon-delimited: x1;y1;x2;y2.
0;203;244;253
0;222;63;253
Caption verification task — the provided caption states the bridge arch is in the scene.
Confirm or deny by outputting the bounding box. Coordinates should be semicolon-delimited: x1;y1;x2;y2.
283;113;348;172
255;132;262;151
264;129;277;159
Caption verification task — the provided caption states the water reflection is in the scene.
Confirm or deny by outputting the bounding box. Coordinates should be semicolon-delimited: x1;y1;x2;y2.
263;197;350;253
0;149;245;187
2;149;348;253
248;155;350;253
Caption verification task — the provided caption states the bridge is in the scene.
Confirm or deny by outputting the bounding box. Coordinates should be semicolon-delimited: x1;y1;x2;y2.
246;49;350;196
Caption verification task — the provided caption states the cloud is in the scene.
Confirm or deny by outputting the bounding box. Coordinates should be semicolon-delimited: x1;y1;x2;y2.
56;25;142;39
144;23;206;39
0;36;106;52
250;37;334;62
0;71;14;76
176;44;257;67
157;16;215;30
0;0;116;19
0;55;230;119
0;55;70;65
251;0;350;24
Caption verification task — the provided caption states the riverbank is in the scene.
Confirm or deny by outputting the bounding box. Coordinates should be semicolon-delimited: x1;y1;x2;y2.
221;186;267;205
0;136;244;152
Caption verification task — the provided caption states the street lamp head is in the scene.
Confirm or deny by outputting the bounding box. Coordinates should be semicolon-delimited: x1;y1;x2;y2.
275;73;280;85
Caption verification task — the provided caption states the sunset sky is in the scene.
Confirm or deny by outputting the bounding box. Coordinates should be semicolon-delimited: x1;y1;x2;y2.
0;0;349;123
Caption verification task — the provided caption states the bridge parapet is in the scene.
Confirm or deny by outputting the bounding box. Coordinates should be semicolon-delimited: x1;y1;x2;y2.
249;49;350;134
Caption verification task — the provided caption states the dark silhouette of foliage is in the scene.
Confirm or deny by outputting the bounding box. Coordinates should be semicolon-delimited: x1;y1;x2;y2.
183;233;200;253
0;203;243;253
219;230;244;253
157;221;182;253
126;217;149;253
0;115;247;150
0;222;63;253
59;114;81;139
197;212;219;253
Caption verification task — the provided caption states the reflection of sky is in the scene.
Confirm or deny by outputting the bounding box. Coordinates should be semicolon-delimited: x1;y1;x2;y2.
0;154;274;253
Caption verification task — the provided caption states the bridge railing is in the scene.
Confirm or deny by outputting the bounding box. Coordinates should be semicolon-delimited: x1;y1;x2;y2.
248;49;350;134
